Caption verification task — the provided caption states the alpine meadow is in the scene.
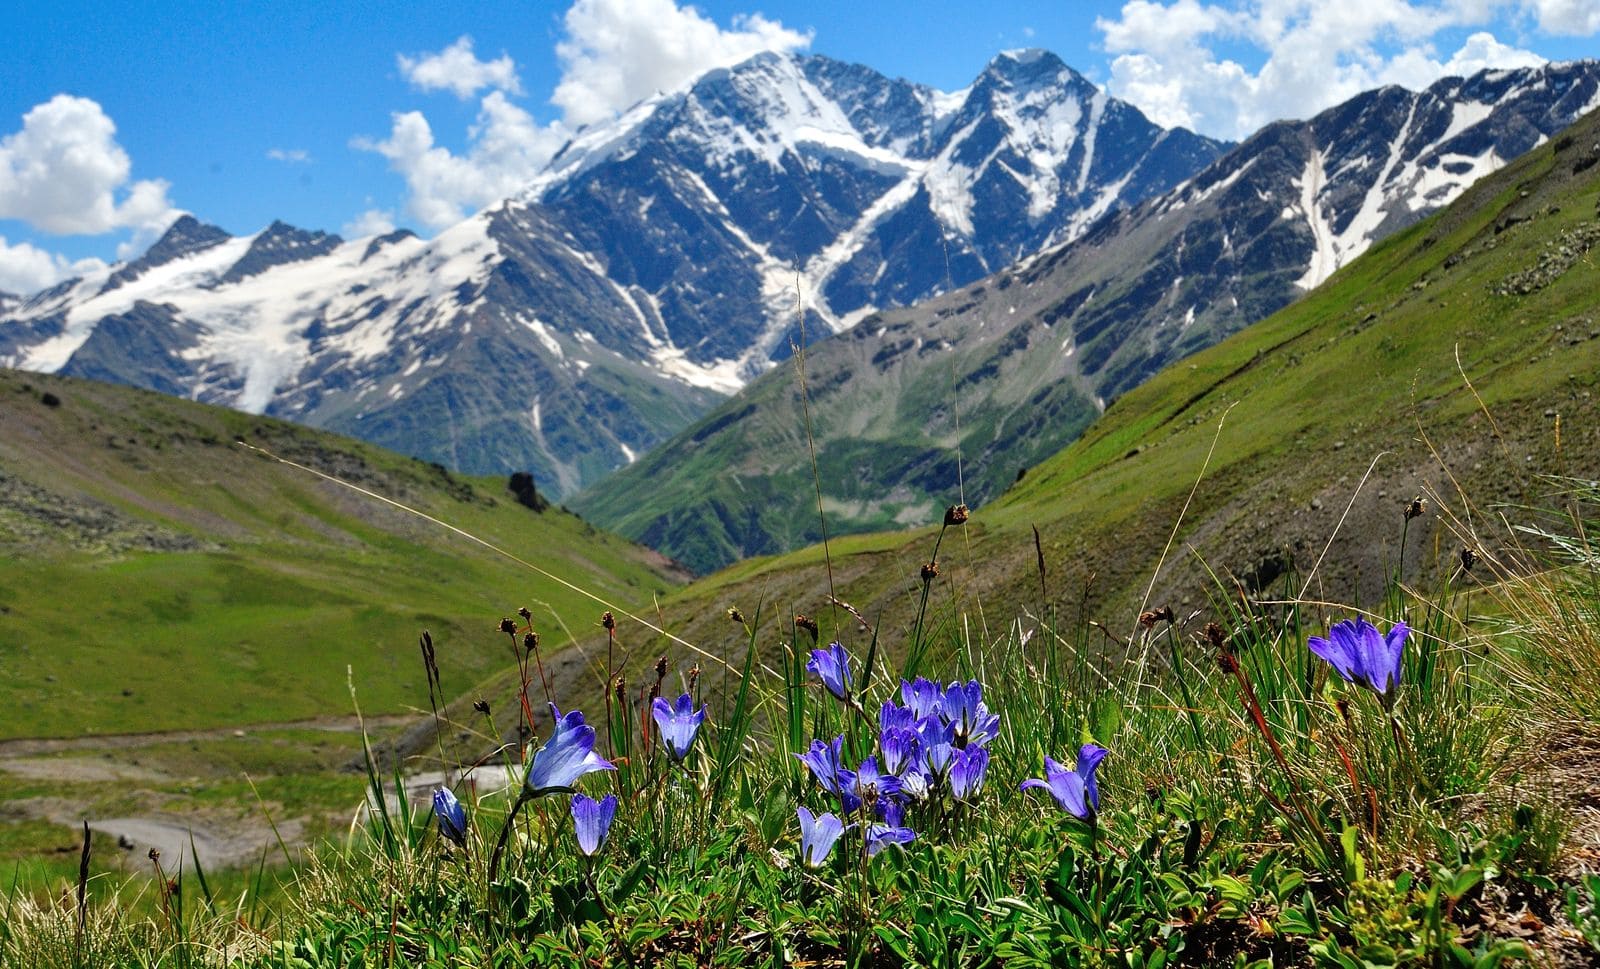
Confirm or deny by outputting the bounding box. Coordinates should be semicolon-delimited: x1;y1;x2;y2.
2;7;1600;967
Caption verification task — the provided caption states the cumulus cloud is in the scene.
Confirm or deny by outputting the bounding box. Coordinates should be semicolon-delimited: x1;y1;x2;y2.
1095;1;1556;140
354;92;568;229
360;0;811;230
1524;0;1600;34
342;208;397;238
0;94;177;236
0;235;106;295
267;147;312;163
553;0;812;126
398;35;524;100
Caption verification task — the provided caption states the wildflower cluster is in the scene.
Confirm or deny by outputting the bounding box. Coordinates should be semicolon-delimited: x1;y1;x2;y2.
793;642;1003;866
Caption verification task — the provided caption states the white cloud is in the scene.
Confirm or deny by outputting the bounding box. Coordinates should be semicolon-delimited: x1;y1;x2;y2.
0;235;106;295
1095;1;1557;140
0;94;177;235
342;208;397;238
361;0;811;229
267;147;312;163
553;0;813;126
354;92;568;229
398;36;524;100
1523;0;1600;34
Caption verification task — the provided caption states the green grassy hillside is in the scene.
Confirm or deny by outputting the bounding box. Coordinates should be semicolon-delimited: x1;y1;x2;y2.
0;369;687;740
562;107;1600;697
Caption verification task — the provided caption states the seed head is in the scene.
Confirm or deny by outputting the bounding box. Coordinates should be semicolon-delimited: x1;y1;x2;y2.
522;632;539;651
612;674;627;703
1203;621;1227;651
498;618;518;635
654;656;668;681
473;699;491;716
601;611;616;631
920;561;939;582
687;665;701;693
944;504;969;527
794;614;819;640
517;606;532;622
1139;606;1175;629
1404;496;1427;521
726;607;745;624
1460;546;1477;572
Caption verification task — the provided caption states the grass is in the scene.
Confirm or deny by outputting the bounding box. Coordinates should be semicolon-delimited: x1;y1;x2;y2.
8;475;1598;966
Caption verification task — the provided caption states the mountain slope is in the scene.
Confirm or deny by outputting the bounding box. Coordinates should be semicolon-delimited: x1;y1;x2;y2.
0;368;685;739
575;61;1600;574
0;50;1225;499
583;97;1600;695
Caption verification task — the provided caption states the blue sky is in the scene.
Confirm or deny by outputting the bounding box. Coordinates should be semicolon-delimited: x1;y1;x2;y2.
2;0;1597;293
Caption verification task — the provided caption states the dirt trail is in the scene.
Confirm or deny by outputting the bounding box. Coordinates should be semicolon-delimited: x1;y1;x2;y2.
0;713;417;758
0;714;417;870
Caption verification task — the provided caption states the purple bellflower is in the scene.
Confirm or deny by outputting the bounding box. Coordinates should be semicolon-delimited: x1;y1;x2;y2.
1309;617;1408;697
839;755;902;813
796;807;847;868
879;700;918;734
866;822;917;856
432;787;467;847
943;680;1001;748
524;704;615;796
795;735;846;794
571;792;617;856
900;677;944;720
949;746;990;802
880;726;921;777
806;642;853;701
651;692;707;760
1022;744;1108;821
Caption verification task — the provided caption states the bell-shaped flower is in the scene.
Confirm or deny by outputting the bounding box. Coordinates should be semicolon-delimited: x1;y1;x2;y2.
806;642;853;701
651;692;707;760
899;766;931;801
524;704;615;796
880;726;921;778
794;735;845;794
796;807;846;868
943;680;1001;748
1309;617;1408;697
839;755;901;809
949;746;990;802
571;792;617;856
865;821;916;856
432;787;467;847
879;700;917;734
1021;744;1108;820
899;677;944;720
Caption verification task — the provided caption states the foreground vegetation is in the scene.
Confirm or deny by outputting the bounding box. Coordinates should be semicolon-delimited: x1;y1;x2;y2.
5;472;1599;967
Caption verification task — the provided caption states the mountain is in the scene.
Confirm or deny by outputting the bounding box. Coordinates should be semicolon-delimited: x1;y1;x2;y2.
578;97;1600;695
0;50;1225;499
0;366;685;739
573;61;1600;574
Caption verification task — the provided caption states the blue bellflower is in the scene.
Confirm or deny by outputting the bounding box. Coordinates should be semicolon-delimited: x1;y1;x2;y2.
571;792;617;856
796;807;847;867
900;677;944;720
839;755;902;811
795;735;846;794
1309;617;1408;697
651;692;707;760
1022;744;1108;820
880;726;921;777
524;703;615;796
806;642;853;701
865;822;916;856
949;746;990;802
432;787;467;847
